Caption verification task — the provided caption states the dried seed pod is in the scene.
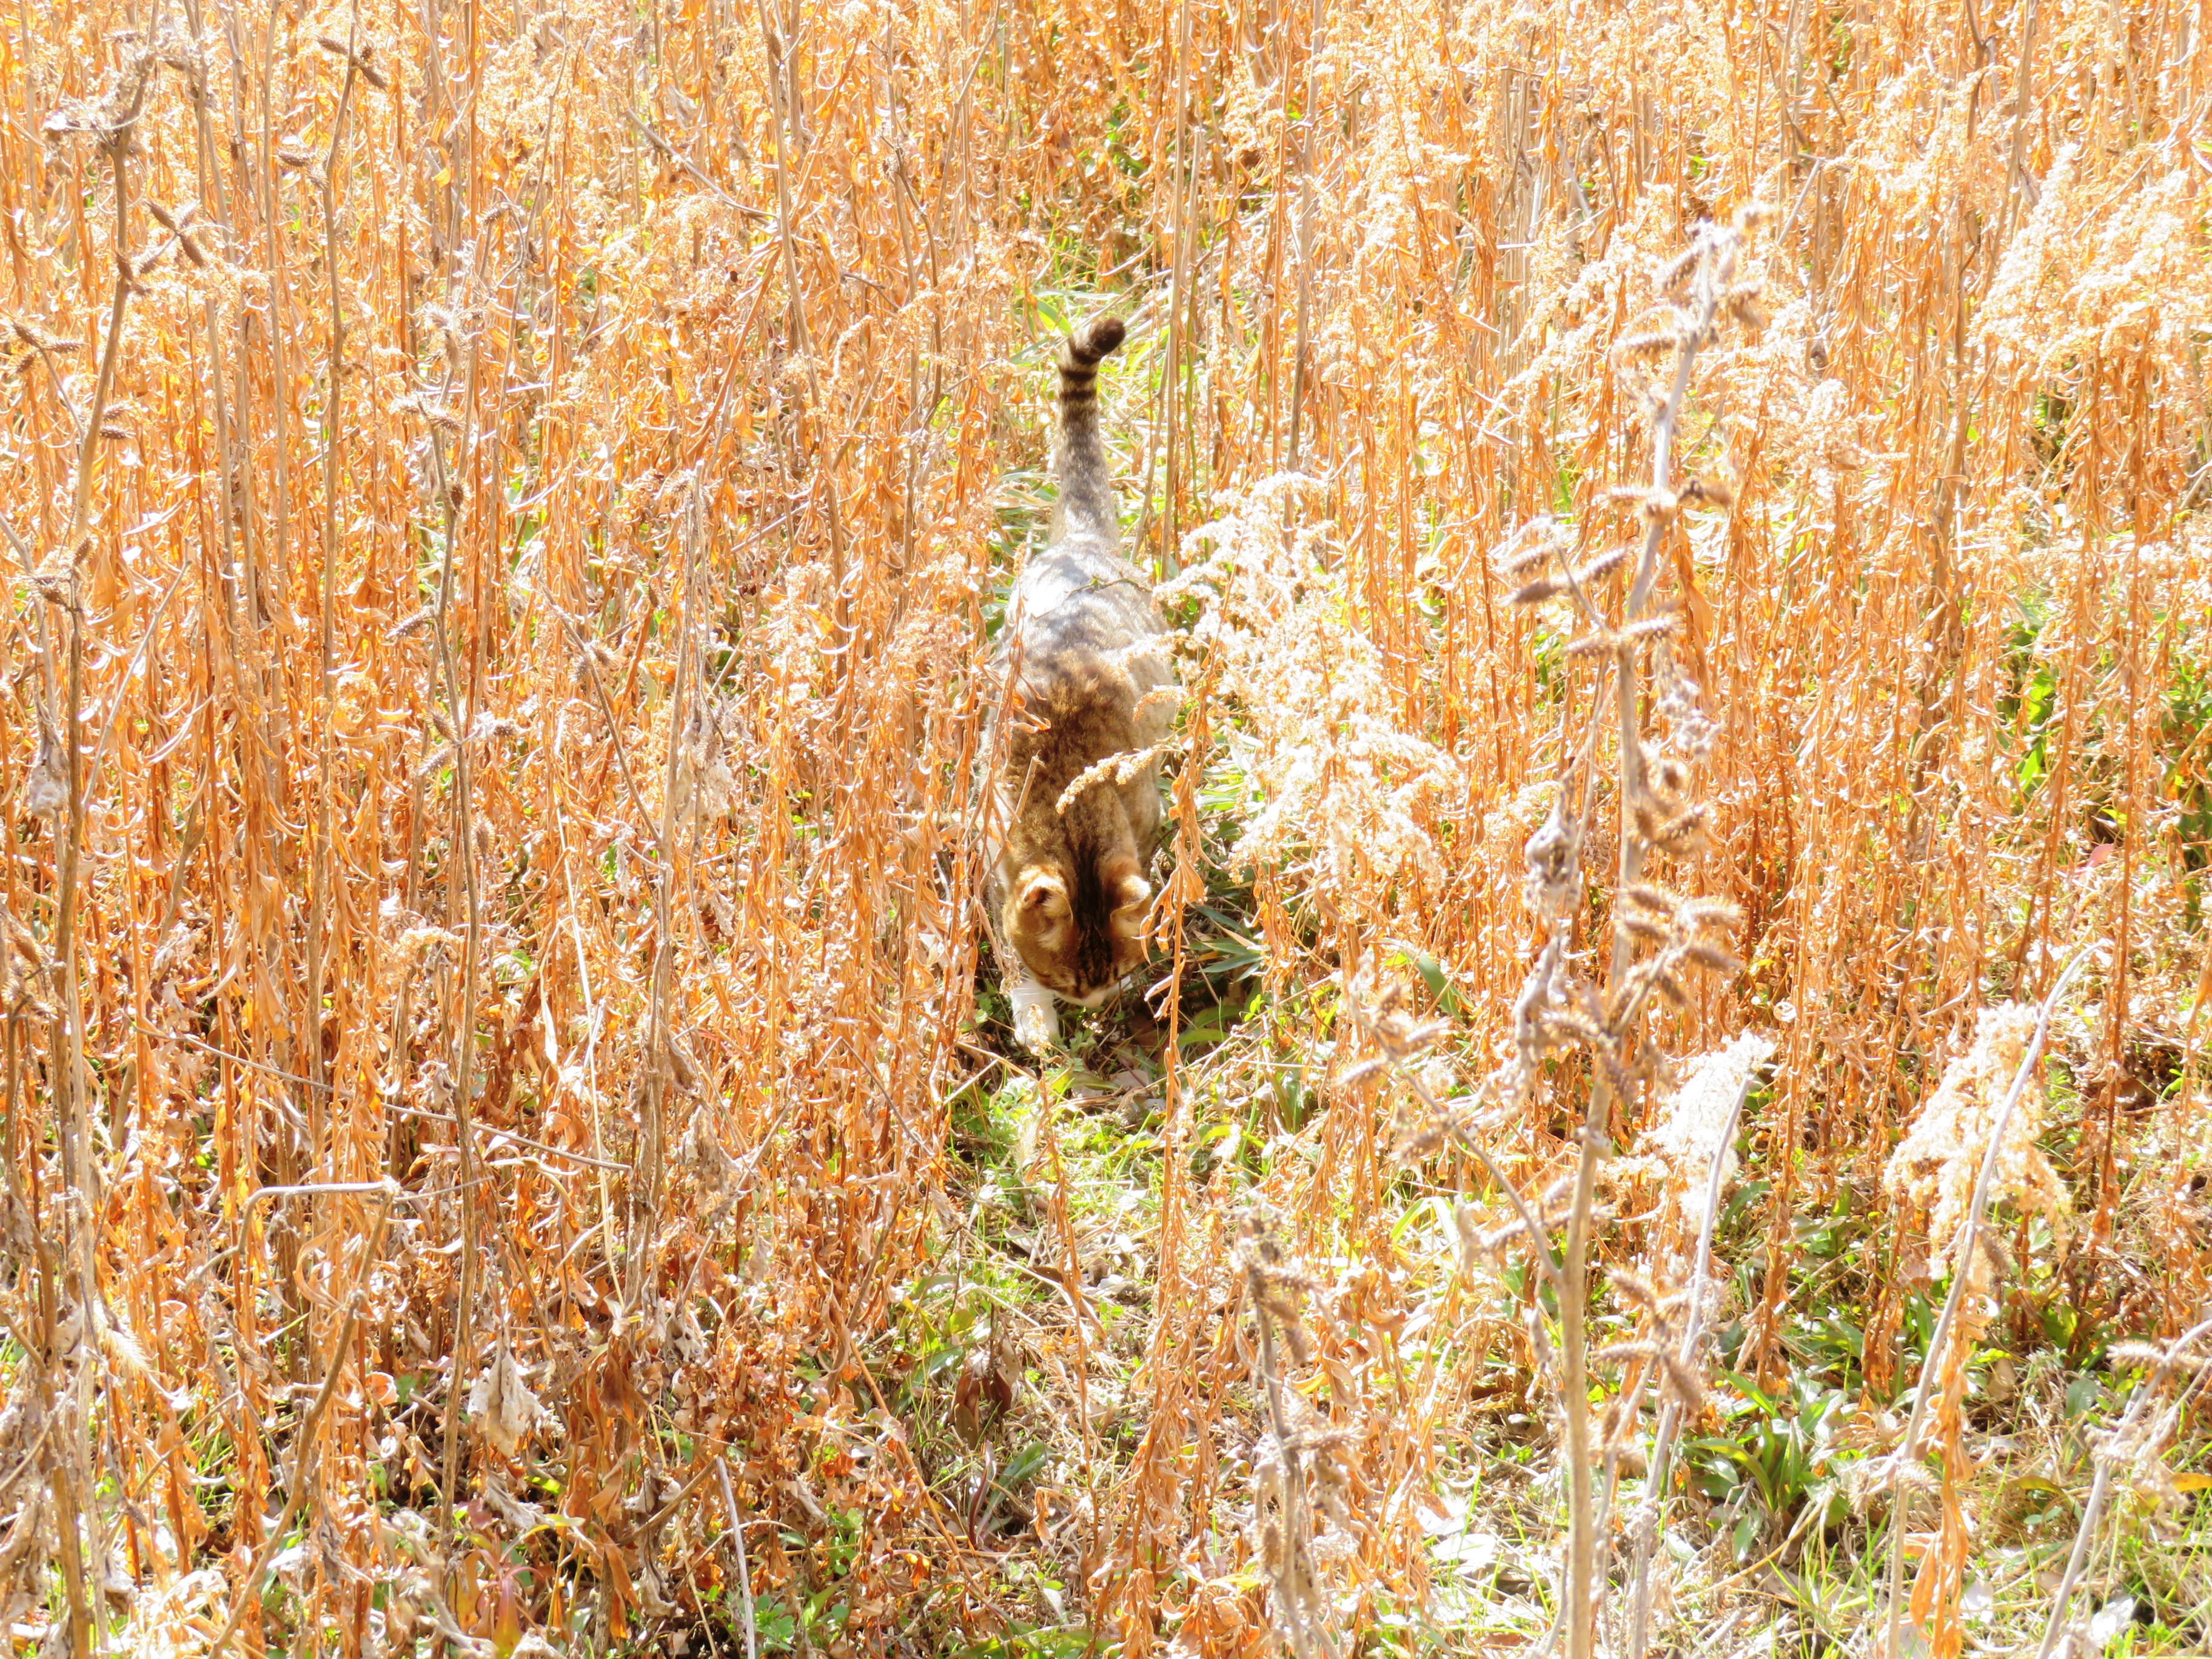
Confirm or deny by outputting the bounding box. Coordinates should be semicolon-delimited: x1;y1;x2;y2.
1334;1056;1389;1089
21;321;83;353
1608;1268;1660;1310
1590;1341;1664;1366
1723;284;1769;330
1684;942;1744;977
1590;1040;1638;1102
1680;897;1744;928
1607;484;1680;522
1500;543;1555;580
1572;545;1630;585
316;34;390;89
2106;1341;2170;1372
1494;517;1566;579
1654;803;1712;853
1614;329;1680;361
1544;1007;1611;1053
1393;1121;1448;1162
1659;1352;1711;1412
1654;245;1701;297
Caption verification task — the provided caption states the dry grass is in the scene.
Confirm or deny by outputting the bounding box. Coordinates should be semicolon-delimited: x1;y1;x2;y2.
2;0;2210;1654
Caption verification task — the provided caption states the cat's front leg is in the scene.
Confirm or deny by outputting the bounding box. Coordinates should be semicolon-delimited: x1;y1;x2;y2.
1007;964;1061;1053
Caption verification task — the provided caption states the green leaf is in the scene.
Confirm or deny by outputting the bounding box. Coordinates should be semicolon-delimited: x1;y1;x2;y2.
998;1443;1051;1492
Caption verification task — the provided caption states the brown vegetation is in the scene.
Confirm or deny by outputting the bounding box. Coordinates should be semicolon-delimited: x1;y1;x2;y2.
2;0;2208;1654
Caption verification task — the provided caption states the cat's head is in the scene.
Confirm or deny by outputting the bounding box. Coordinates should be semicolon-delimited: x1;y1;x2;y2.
1000;849;1152;1007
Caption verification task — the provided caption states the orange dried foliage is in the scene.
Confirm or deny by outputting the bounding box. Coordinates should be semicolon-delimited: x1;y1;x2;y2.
0;0;2206;1654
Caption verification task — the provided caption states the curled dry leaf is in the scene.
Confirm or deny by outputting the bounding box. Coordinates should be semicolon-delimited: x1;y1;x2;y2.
467;1342;543;1460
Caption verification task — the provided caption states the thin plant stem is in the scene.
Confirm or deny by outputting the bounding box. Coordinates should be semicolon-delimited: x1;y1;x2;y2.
1561;223;1735;1659
425;338;488;1545
304;0;366;1167
1623;1056;1772;1659
44;41;163;1654
1882;946;2094;1659
626;484;699;1312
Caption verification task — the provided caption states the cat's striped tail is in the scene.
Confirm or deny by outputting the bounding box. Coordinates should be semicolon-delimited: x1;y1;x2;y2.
1056;314;1126;543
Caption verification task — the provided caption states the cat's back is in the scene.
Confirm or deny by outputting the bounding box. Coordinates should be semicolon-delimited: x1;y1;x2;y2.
998;535;1172;751
1002;532;1162;677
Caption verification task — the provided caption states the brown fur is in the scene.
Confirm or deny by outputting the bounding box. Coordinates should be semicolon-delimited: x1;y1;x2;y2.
997;658;1158;1002
985;313;1172;1033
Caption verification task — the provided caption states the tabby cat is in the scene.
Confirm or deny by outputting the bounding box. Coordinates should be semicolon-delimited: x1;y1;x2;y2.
985;314;1175;1051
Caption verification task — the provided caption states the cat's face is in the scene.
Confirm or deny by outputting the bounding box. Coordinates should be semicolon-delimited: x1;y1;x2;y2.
1001;851;1152;1006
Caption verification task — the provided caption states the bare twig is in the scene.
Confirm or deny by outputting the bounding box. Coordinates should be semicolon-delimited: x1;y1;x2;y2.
713;1456;761;1659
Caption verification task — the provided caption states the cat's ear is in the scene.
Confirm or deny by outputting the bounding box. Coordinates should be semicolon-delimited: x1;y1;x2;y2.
1014;866;1071;924
1100;854;1151;942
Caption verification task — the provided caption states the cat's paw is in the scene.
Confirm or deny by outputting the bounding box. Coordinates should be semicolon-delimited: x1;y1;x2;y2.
1010;980;1061;1053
